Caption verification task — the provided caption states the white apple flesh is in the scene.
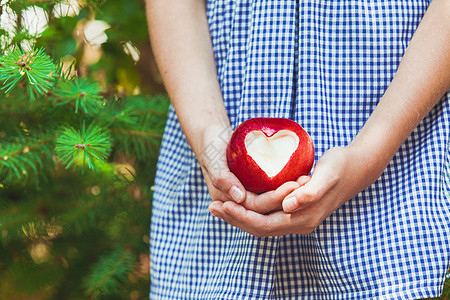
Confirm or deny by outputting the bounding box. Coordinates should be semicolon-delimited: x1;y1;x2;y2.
245;130;299;177
227;117;314;193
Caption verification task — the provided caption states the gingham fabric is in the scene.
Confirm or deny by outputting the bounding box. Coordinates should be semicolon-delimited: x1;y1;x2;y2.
150;0;450;299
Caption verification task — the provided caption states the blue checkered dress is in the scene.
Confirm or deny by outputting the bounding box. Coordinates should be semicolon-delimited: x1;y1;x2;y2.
150;1;450;299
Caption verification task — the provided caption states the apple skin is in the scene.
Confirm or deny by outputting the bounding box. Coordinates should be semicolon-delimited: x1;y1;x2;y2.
226;117;314;194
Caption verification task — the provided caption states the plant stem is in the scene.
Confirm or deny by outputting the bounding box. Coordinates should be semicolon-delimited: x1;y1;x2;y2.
0;137;54;161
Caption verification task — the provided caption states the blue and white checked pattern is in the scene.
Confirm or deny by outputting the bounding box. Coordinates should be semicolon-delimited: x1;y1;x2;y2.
150;0;449;299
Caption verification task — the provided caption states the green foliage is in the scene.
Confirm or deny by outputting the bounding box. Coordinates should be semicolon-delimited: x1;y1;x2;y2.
0;47;56;98
55;123;112;170
52;77;104;114
0;136;53;184
0;0;168;299
83;246;136;297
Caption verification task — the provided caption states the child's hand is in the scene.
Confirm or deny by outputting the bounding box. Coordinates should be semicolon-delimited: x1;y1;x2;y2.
208;146;369;236
199;124;300;214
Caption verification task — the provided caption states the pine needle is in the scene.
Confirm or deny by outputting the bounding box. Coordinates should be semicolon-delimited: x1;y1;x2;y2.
83;246;136;298
52;77;104;115
0;137;53;185
0;48;56;99
55;123;112;172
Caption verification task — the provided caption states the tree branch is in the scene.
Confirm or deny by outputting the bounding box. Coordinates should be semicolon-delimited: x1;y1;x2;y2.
110;128;162;138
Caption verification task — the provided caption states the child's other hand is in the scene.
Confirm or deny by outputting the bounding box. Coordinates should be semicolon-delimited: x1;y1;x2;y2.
208;146;369;236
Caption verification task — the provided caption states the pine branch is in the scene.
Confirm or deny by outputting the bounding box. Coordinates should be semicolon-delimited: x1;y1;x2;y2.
110;128;162;138
0;48;56;99
18;0;57;3
0;136;53;185
55;123;112;171
51;77;104;115
0;0;157;298
0;206;35;243
83;246;136;298
103;95;169;163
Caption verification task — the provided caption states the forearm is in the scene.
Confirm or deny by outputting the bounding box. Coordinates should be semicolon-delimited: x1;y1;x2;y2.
349;0;450;187
145;0;230;156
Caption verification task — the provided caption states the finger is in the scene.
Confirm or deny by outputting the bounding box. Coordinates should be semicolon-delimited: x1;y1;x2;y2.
208;201;226;218
204;166;246;203
277;175;310;213
221;201;296;237
209;201;254;231
296;175;311;186
209;201;268;234
241;181;300;213
282;166;339;213
211;201;322;236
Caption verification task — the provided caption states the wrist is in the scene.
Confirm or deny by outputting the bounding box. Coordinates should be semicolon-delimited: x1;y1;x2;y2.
195;123;232;168
173;100;231;156
345;139;391;188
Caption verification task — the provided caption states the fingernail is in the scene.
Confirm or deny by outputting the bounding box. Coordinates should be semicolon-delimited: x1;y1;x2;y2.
283;196;298;212
229;185;244;203
210;211;219;218
208;207;220;218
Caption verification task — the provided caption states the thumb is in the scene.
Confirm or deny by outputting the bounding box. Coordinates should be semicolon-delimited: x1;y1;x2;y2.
204;164;246;203
282;166;338;213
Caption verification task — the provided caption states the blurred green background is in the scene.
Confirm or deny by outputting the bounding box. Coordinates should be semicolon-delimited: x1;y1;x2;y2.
0;0;167;299
0;1;448;299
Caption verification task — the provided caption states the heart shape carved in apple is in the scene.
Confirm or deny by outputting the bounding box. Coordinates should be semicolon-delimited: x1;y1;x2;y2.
227;117;314;193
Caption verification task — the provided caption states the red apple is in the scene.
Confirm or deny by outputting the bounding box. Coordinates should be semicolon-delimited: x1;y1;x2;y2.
226;117;314;193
